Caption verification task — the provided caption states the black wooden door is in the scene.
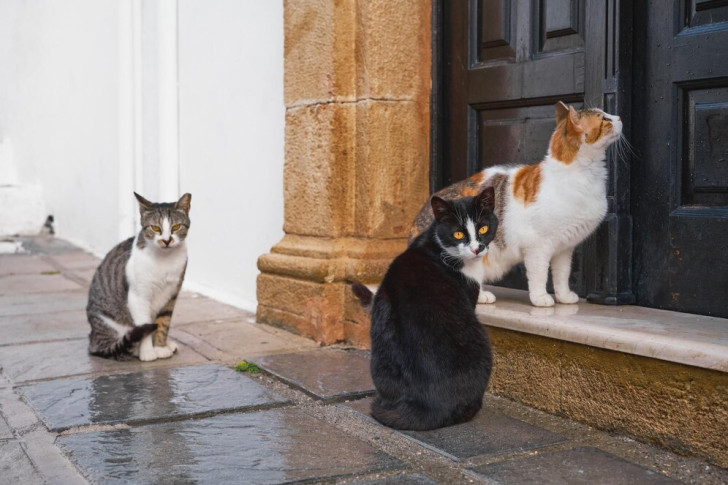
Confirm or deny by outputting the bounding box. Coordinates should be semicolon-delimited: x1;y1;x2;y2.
435;0;632;300
631;1;728;317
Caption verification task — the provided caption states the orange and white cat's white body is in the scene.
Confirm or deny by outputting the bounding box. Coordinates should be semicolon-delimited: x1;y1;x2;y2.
410;102;623;307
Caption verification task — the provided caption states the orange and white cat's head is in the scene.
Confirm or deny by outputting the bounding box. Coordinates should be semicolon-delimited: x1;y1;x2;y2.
549;101;622;164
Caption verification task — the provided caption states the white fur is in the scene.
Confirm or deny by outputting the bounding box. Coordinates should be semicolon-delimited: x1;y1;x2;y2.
477;111;622;307
126;224;187;361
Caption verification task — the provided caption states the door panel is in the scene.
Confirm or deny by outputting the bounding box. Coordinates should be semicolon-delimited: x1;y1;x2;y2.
632;0;728;317
439;0;602;294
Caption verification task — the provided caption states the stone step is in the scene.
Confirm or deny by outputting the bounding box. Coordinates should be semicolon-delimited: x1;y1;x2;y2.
476;286;728;468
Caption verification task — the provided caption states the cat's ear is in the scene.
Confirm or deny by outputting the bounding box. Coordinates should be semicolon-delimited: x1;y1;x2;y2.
134;192;154;215
475;186;495;212
566;106;583;133
431;196;454;222
555;101;569;123
176;193;192;214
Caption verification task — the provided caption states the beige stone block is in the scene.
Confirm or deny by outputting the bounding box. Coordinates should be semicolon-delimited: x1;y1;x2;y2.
354;100;430;238
560;343;728;468
486;327;562;414
284;103;356;237
257;273;345;344
355;0;432;101
284;0;356;106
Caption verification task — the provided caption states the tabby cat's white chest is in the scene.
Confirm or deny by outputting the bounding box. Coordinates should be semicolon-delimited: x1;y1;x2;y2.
126;240;187;319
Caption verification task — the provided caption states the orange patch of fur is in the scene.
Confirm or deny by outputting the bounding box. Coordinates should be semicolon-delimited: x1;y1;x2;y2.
582;112;612;144
549;119;581;164
512;164;542;205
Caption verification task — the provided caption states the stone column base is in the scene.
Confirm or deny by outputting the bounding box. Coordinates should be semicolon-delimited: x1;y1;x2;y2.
257;234;405;346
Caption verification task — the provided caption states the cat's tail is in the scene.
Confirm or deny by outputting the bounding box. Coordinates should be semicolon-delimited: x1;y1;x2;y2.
371;397;481;431
350;282;374;313
88;317;158;359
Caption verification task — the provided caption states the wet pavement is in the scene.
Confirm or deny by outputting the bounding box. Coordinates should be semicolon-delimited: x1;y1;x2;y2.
1;236;727;484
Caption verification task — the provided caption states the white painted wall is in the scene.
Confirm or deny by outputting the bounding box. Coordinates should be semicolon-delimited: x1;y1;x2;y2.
178;0;284;310
0;0;285;311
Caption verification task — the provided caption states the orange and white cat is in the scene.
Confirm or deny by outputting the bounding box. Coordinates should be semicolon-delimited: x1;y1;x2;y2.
410;101;623;307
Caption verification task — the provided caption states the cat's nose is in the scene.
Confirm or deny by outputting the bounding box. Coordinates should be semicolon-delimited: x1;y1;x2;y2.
163;238;172;246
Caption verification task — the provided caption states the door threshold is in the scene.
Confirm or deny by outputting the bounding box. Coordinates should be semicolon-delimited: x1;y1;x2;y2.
476;286;728;373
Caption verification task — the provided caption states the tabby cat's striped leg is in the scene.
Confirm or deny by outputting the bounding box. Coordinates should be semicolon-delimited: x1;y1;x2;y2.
153;292;179;359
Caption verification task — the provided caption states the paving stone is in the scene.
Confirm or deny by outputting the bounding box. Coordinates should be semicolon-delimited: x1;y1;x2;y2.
0;291;87;317
0;339;208;384
58;408;404;484
172;295;250;325
46;250;100;270
0;441;44;484
348;472;440;484
0;414;13;439
0;272;82;295
257;349;375;401
471;447;682;484
176;319;315;359
20;364;287;431
0;311;88;346
0;255;56;276
401;409;567;461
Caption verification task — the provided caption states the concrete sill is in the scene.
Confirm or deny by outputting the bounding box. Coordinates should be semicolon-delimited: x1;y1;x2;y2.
476;286;728;373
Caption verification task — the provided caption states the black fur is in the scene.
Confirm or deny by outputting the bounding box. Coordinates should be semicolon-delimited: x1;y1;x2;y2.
363;188;497;430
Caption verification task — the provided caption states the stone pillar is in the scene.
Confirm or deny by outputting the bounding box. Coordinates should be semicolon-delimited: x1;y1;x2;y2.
257;0;431;347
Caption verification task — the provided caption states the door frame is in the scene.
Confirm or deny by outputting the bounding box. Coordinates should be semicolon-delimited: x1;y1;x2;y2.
430;0;636;305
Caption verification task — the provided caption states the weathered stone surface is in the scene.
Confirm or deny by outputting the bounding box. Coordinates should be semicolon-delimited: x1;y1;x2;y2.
402;409;567;461
0;291;87;317
58;408;404;484
20;364;287;431
559;341;728;469
0;414;12;439
172;294;251;325
284;102;356;237
487;327;562;414
284;0;356;105
354;100;429;239
0;441;44;485
0;311;87;345
355;0;431;100
45;250;100;270
349;472;439;485
471;447;681;484
257;349;374;401
257;273;346;344
176;320;315;360
0;254;56;276
0;272;82;295
0;339;207;384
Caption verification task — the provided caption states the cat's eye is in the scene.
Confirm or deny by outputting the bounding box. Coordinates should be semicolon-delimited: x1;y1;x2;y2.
453;231;464;240
172;224;181;232
479;226;488;235
151;225;162;233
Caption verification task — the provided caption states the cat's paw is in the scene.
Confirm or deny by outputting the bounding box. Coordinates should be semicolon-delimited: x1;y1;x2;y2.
154;345;175;359
530;293;555;307
139;348;158;362
166;339;178;353
555;290;579;304
478;290;496;304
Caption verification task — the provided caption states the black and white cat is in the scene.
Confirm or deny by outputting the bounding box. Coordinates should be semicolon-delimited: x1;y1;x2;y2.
353;188;496;430
87;192;191;361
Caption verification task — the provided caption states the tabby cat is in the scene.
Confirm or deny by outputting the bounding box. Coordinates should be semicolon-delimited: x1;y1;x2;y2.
410;102;623;307
353;188;496;430
87;192;191;361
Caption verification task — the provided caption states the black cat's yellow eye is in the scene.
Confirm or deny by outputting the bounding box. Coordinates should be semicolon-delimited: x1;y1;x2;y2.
479;226;488;235
151;225;162;233
172;224;181;232
453;231;464;240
